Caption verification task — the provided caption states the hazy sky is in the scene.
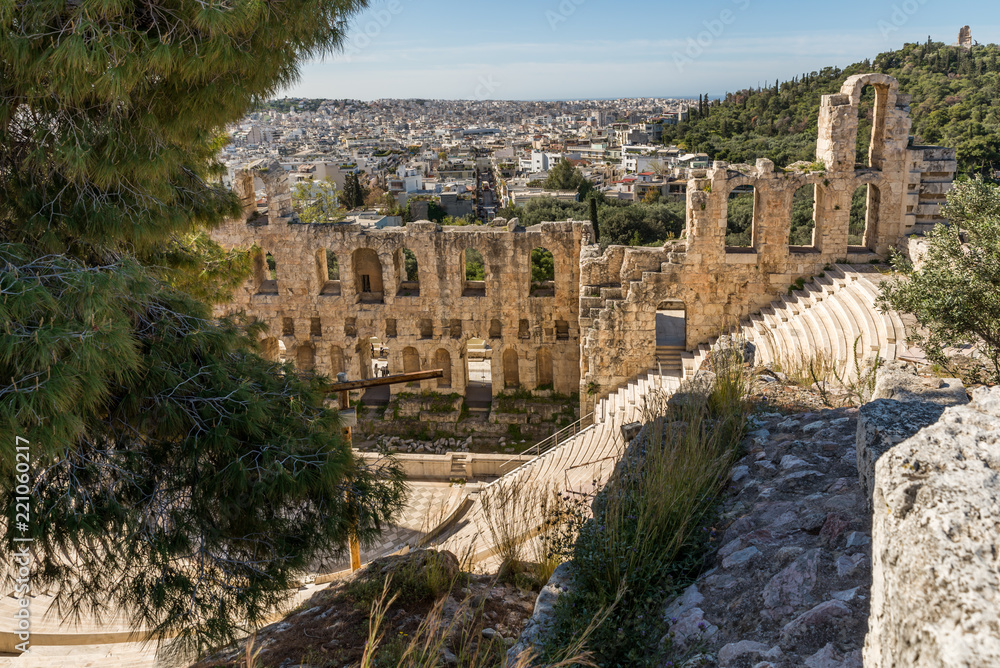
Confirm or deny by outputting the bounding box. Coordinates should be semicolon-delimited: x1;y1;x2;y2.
280;0;998;101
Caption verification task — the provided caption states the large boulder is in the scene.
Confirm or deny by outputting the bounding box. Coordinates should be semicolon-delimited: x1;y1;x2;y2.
870;361;968;406
864;386;1000;667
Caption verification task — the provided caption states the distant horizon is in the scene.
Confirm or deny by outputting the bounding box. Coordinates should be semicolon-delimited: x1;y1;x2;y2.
278;1;997;102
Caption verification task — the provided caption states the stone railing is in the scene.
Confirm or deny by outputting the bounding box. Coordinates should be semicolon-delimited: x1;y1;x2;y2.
857;363;1000;666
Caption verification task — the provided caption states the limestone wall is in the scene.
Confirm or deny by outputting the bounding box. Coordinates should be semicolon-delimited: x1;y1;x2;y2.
212;181;586;397
577;74;955;411
864;385;1000;667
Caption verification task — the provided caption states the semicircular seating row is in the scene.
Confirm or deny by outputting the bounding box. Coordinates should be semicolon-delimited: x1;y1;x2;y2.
682;264;908;382
430;370;683;569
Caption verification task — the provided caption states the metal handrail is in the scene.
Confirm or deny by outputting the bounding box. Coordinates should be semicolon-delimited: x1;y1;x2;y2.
489;412;595;484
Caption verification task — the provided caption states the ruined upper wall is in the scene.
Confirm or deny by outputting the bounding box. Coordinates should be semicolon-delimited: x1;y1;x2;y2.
212;166;589;396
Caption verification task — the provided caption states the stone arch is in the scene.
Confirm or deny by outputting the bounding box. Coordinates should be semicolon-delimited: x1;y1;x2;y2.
529;247;555;296
329;345;345;377
402;346;421;374
260;337;279;362
396;247;420;296
295;342;315;371
841;75;897;170
352;248;384;302
536;347;553;389
503;348;520;389
434;349;452;388
789;184;817;248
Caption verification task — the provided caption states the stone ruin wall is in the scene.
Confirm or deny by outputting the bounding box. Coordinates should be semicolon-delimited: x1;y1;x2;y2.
578;74;956;412
212;75;956;414
211;173;586;398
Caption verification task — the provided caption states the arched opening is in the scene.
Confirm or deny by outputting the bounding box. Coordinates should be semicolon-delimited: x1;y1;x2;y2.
465;338;492;409
397;247;419;297
330;345;345;377
462;248;486;297
503;348;520;389
295;342;315;372
529;247;555;296
655;300;685;377
361;337;390;405
856;84;889;170
256;251;278;294
260;337;279;362
367;337;389;378
317;249;341;296
278;340;287;364
402;346;421;374
434;349;452;388
353;248;384;303
402;346;421;388
725;185;755;250
536;348;553;390
849;184;880;250
789;184;817;249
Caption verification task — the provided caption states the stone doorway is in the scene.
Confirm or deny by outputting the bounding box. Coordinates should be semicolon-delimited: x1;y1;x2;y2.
465;338;493;409
655;301;685;377
361;336;390;405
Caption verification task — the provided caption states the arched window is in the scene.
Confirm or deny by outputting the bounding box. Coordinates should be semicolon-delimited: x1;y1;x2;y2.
353;248;384;303
260;338;279;362
295;342;315;372
789;185;817;248
402;347;421;374
463;248;486;297
434;349;452;388
397;247;419;297
536;348;553;390
725;185;755;249
503;349;520;389
317;249;341;295
529;247;555;296
329;345;345;377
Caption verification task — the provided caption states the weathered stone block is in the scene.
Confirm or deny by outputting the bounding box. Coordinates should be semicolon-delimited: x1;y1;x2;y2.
865;386;1000;667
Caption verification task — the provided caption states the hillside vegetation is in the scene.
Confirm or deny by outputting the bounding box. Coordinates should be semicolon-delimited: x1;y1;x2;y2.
662;40;1000;176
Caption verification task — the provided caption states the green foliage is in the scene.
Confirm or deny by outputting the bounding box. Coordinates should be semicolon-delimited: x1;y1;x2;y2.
879;177;1000;382
293;179;346;224
530;247;555;283
516;196;683;248
542;354;750;667
725;190;754;246
849;186;869;245
328;251;341;280
660;42;1000;176
543;158;593;198
790;185;817;246
0;0;410;652
342;172;368;209
402;248;419;282
464;248;485;281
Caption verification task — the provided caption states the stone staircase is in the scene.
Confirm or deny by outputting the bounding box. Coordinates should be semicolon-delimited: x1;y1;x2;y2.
655;345;685;375
681;264;907;381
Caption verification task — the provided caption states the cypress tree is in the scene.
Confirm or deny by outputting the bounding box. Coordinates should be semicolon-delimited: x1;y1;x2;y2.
0;0;405;651
589;196;600;240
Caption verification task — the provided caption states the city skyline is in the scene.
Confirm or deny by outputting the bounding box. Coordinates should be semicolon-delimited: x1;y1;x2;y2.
279;0;998;101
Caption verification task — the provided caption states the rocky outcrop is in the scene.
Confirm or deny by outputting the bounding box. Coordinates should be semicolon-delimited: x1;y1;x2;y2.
658;398;870;667
865;386;1000;667
856;363;967;509
506;562;575;664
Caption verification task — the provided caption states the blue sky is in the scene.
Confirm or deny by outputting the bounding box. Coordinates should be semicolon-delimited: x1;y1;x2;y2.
280;0;998;100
